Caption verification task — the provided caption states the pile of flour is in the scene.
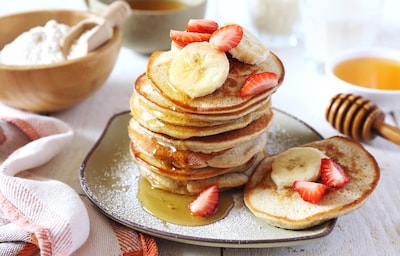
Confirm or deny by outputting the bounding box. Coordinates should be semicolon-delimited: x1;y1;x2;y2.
0;20;94;65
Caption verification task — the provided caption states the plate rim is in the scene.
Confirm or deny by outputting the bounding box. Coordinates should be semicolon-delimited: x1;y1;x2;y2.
79;108;337;248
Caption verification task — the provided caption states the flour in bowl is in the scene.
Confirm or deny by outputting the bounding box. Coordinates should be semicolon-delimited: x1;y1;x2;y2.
0;20;95;65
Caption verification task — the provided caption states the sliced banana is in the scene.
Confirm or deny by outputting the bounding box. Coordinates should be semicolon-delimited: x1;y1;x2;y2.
170;41;183;53
271;147;328;188
168;41;229;98
229;28;269;65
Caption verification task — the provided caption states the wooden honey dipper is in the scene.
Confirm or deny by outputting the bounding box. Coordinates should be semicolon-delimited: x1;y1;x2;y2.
326;93;400;145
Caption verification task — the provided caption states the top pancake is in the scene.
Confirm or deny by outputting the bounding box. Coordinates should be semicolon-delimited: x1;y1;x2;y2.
146;50;284;114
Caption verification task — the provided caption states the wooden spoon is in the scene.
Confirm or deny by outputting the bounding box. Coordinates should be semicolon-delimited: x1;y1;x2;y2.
61;1;131;57
326;93;400;145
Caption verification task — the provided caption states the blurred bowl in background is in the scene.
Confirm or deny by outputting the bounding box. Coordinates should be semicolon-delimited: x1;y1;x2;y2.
325;47;400;112
0;9;122;113
86;0;207;54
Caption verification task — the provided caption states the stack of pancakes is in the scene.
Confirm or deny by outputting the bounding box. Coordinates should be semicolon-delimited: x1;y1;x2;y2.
128;50;284;195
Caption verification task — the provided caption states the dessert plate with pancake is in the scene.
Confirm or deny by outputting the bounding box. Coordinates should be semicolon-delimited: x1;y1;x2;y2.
81;109;341;248
80;19;379;247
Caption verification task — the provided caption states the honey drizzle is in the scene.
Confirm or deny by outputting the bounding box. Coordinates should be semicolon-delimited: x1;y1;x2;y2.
137;178;234;226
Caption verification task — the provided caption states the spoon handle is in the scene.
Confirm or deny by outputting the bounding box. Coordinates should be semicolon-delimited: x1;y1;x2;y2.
373;121;400;145
86;1;131;52
101;1;131;28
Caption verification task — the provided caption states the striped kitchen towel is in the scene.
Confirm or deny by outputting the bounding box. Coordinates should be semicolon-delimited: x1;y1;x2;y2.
0;105;158;256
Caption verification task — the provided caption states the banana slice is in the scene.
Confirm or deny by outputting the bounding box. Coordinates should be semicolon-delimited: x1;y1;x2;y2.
229;28;269;65
271;147;328;188
170;41;183;53
168;41;229;98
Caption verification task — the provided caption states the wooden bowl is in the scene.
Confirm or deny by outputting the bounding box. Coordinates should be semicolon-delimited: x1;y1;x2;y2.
0;10;122;113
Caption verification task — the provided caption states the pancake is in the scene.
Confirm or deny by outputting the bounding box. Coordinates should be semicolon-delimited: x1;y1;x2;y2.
131;91;272;139
128;111;273;154
133;74;272;126
147;50;284;114
130;141;262;181
139;165;249;195
199;132;267;168
129;123;268;169
138;151;265;195
244;136;380;230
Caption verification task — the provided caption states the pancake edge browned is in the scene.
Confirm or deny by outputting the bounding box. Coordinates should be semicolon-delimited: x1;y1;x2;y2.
130;141;262;181
138;151;266;195
134;74;273;125
128;110;273;154
128;117;268;168
244;136;380;230
131;94;272;139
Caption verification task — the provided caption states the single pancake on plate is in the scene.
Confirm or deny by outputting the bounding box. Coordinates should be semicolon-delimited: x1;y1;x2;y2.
244;136;380;230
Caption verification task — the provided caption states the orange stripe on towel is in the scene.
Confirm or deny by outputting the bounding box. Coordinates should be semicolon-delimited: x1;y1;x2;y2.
0;180;53;256
16;242;39;256
2;118;40;141
110;221;158;256
139;233;159;256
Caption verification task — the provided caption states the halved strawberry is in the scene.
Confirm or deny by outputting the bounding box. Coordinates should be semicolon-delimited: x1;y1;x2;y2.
170;30;211;47
189;185;219;217
320;158;350;188
186;19;219;34
240;72;278;97
293;180;327;203
209;24;243;52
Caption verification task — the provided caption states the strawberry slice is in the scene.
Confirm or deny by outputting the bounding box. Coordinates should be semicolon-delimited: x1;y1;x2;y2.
170;30;211;47
189;185;219;217
186;19;219;34
293;181;327;203
209;24;243;52
320;158;350;188
240;72;278;97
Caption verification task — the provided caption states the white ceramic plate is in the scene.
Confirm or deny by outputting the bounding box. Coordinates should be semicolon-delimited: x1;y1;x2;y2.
80;109;336;248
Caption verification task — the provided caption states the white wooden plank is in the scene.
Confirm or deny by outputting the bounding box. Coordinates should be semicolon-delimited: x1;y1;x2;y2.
156;238;221;256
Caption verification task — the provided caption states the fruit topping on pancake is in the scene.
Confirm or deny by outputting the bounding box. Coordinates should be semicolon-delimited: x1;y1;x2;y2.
168;42;229;98
270;147;328;188
270;146;351;203
185;19;218;34
209;24;243;52
240;71;279;97
167;22;279;100
229;27;270;65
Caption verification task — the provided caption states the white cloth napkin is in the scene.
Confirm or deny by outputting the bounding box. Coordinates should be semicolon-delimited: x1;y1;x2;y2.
0;104;158;256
